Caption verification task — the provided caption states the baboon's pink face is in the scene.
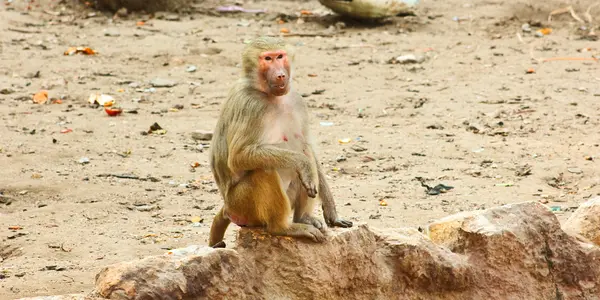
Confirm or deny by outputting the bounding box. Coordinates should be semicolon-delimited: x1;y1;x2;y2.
257;50;291;96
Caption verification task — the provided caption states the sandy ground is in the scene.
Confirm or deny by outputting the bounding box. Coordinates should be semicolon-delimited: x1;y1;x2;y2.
1;0;599;298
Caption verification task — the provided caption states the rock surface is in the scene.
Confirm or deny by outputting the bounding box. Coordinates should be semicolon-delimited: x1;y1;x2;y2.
19;202;600;300
563;196;600;246
428;202;600;299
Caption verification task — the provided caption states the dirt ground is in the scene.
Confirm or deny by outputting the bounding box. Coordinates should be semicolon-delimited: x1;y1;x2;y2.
1;0;599;298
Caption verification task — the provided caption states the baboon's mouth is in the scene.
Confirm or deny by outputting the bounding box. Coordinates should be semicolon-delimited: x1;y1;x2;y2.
270;83;287;90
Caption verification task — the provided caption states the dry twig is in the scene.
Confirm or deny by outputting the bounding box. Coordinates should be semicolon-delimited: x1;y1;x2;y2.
548;6;584;23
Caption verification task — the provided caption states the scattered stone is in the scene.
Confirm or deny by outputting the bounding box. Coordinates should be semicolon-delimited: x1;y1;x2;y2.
466;122;485;134
388;54;427;64
336;155;347;162
0;192;13;205
128;82;141;88
103;29;120;37
0;87;15;94
78;157;90;165
190;130;213;141
567;167;583;174
147;122;166;135
515;164;532;176
150;78;177;88
8;232;27;239
186;65;197;73
426;124;444;130
362;156;375;162
191;47;223;56
41;265;67;271
521;23;531;32
134;205;158;212
164;14;181;21
24;71;41;79
351;144;367;152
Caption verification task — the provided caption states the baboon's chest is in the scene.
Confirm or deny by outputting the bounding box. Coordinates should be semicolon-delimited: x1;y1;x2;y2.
261;104;306;152
261;101;307;190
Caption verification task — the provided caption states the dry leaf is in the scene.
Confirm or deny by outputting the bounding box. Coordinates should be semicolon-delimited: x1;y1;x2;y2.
88;93;115;106
32;90;49;104
64;46;96;56
537;28;552;35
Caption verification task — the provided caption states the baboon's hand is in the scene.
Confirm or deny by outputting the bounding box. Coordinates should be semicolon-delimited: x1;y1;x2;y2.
298;161;318;198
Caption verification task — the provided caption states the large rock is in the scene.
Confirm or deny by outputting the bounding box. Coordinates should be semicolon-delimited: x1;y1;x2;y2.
90;226;475;299
19;202;600;300
428;202;600;299
563;196;600;246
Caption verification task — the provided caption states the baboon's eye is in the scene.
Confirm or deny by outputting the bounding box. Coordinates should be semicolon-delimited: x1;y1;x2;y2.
265;56;272;61
277;54;283;59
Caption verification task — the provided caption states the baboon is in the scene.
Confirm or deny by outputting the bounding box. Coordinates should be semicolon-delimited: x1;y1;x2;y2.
208;37;353;247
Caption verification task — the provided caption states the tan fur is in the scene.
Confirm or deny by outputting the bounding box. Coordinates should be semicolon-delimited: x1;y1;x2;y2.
208;37;352;247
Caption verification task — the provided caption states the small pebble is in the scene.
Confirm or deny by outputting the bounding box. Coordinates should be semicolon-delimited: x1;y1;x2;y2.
164;14;181;21
186;65;197;73
150;78;177;88
351;145;367;152
103;29;121;37
191;130;213;141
